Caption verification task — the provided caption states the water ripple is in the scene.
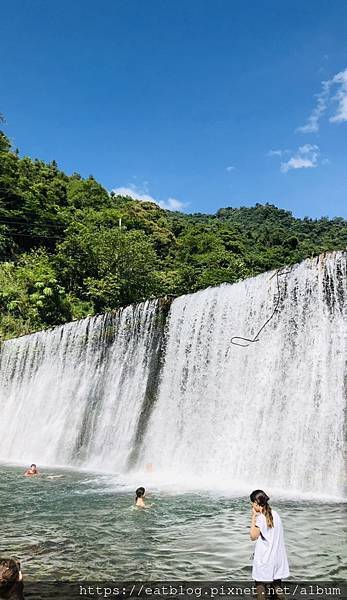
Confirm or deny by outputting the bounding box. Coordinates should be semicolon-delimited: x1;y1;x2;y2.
0;466;345;580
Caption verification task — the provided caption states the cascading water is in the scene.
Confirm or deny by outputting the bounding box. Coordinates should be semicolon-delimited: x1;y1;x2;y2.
0;252;345;496
141;251;346;497
0;300;166;472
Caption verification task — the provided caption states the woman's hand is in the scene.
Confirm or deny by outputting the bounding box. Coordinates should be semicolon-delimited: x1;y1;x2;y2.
250;508;260;540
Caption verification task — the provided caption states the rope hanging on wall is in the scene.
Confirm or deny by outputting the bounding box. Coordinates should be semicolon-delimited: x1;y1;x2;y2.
230;266;293;348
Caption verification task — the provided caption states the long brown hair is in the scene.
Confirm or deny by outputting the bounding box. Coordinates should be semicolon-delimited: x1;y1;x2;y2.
250;489;274;528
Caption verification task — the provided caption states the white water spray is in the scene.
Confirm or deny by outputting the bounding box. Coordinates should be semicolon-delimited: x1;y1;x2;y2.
141;252;346;496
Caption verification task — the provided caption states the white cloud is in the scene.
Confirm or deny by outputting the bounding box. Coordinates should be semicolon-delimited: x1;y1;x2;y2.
330;69;347;123
161;197;186;211
226;165;235;172
297;68;347;132
112;186;153;202
267;149;283;157
112;184;187;211
296;80;331;133
267;149;291;157
281;144;320;173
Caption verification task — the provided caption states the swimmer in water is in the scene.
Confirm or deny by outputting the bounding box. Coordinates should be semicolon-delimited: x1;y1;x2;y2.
24;464;39;477
135;487;147;508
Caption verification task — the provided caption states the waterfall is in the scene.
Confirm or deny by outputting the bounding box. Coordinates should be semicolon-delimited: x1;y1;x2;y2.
141;251;346;497
0;252;345;496
0;300;166;472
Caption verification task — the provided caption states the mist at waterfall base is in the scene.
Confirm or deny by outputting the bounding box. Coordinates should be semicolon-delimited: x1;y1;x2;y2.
0;252;345;499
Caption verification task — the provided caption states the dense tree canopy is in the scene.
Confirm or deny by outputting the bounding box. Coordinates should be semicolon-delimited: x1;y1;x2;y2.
0;128;346;340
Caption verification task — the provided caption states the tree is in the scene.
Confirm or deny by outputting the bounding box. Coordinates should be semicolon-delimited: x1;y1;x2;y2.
56;225;159;312
0;126;346;340
0;250;72;340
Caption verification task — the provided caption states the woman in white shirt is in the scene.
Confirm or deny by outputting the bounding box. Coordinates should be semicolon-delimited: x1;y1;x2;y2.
249;489;290;600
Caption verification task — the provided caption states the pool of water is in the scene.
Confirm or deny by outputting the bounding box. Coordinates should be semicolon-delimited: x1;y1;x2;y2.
0;465;345;581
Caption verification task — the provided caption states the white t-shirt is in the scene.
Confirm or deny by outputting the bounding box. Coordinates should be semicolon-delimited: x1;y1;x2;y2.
252;510;290;582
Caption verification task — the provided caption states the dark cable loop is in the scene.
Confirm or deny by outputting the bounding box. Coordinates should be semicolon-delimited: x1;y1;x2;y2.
230;266;292;348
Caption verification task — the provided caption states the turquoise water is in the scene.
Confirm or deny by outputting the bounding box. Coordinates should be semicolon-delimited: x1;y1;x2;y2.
0;466;345;581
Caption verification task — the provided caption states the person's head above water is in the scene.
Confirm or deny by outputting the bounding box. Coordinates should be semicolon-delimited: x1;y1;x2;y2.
135;487;145;500
24;464;38;477
250;489;273;528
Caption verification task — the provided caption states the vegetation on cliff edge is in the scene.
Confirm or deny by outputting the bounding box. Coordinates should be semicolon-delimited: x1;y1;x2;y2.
0;128;346;340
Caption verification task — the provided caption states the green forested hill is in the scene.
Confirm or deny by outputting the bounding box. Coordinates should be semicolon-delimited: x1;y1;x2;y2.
0;128;346;340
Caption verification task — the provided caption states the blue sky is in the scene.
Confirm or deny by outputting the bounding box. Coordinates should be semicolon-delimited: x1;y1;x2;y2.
1;0;346;217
